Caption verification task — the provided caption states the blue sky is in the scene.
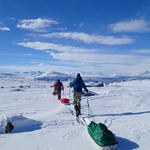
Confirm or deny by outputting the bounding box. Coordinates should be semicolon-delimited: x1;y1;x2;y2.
0;0;150;75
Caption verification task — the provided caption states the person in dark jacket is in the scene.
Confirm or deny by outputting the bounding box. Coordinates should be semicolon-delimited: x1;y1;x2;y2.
70;73;88;117
53;79;64;100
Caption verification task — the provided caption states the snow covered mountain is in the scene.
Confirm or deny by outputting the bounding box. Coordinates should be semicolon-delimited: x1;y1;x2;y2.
22;71;44;76
35;71;72;81
0;72;20;77
139;71;150;77
35;71;150;82
1;70;150;82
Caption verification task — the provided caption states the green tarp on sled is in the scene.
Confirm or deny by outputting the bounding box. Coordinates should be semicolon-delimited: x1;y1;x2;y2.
88;121;118;146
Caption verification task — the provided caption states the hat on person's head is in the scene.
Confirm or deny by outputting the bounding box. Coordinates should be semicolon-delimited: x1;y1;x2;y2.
77;73;81;78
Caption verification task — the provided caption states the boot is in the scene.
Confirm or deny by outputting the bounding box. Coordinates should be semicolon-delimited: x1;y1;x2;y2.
58;93;61;100
75;105;80;117
58;95;61;100
78;105;81;115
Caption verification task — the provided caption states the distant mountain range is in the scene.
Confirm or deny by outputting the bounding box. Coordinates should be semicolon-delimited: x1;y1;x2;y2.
23;71;44;76
139;71;150;77
0;70;150;82
33;71;150;82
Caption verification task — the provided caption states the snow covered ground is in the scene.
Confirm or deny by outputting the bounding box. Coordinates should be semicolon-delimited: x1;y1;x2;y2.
0;75;150;150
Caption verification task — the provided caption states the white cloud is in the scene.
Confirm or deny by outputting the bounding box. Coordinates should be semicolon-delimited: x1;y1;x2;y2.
109;19;150;32
97;62;150;75
17;41;100;53
0;27;10;31
50;52;144;64
0;57;149;75
17;41;150;65
134;49;150;53
0;65;83;73
50;52;150;74
39;32;134;45
17;18;59;32
24;53;33;56
79;23;85;27
9;17;16;21
17;41;150;74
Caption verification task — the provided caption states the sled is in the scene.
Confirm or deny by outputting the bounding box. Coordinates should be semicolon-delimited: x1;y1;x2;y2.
88;121;118;150
60;98;70;104
66;104;118;150
52;91;57;95
59;99;118;150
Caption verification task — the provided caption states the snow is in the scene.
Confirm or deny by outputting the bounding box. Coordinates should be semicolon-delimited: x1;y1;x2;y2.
0;75;150;150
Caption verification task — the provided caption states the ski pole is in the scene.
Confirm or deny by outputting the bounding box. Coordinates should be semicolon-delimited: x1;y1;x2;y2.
86;96;96;122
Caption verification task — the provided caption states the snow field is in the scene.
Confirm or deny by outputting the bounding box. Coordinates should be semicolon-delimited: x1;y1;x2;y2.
0;77;150;150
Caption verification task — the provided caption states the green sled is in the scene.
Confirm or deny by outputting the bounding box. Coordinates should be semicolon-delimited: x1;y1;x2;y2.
88;121;118;147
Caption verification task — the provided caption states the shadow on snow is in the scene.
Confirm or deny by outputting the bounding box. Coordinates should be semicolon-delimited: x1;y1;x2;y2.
90;111;150;118
116;136;139;150
0;115;42;134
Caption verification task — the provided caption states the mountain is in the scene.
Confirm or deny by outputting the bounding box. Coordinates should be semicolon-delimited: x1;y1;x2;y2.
22;71;44;76
0;72;19;77
139;71;150;77
79;72;105;77
34;70;150;82
35;71;72;81
1;70;150;82
0;72;24;79
34;71;133;82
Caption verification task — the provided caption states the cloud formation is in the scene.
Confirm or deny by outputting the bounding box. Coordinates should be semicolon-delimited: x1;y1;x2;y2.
1;54;149;75
134;49;150;54
17;41;100;53
17;18;59;32
50;52;145;64
17;41;149;66
39;32;134;45
109;19;150;32
0;27;10;31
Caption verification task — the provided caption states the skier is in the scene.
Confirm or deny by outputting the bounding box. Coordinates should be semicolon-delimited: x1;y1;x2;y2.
53;79;64;100
70;73;88;117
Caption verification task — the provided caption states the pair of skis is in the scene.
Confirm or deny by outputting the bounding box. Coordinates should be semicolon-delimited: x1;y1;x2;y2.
65;104;87;127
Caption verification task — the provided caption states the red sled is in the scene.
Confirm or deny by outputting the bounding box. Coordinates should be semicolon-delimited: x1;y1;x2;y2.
60;98;70;104
52;91;57;95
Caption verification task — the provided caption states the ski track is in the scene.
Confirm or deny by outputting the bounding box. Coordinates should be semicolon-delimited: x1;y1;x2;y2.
0;77;150;150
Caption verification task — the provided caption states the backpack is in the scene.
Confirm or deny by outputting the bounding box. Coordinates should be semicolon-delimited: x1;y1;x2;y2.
56;81;62;91
74;78;82;92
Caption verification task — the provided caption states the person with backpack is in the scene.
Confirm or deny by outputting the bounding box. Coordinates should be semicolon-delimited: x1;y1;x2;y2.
53;79;64;100
70;73;88;117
